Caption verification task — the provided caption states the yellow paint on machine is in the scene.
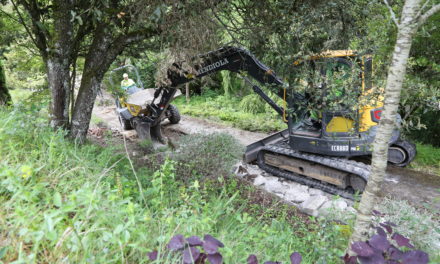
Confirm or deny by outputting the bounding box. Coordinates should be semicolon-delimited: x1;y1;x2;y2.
119;98;142;116
326;116;354;133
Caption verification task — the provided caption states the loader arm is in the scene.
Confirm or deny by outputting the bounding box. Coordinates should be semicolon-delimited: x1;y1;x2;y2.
150;46;304;126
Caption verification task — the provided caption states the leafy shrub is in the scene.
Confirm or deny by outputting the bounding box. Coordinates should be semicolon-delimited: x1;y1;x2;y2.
239;94;267;114
406;110;440;147
172;133;244;181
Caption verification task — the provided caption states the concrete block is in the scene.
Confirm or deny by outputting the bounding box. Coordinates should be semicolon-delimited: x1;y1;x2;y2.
253;175;266;186
284;187;311;203
300;195;328;217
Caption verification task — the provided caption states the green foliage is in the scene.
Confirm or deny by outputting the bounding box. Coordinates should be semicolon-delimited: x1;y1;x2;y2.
3;45;46;92
0;104;351;263
0;59;11;105
239;93;266;114
172;133;244;181
409;143;440;175
405;109;440;147
174;93;286;133
221;71;232;96
133;52;161;88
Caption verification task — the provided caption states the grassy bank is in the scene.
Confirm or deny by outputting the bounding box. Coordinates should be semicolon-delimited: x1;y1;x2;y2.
409;143;440;176
0;104;349;263
173;92;286;133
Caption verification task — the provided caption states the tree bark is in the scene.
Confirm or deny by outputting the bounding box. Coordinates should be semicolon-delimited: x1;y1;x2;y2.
70;25;157;142
186;83;190;102
70;26;127;142
348;0;422;249
0;60;12;106
47;0;74;129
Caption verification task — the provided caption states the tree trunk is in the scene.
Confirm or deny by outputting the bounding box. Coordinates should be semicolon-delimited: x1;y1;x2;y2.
348;0;421;249
0;60;12;106
186;83;190;102
70;26;126;143
47;57;71;128
47;0;74;129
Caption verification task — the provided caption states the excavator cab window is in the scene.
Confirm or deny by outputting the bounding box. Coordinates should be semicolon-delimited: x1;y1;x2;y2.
319;57;362;112
363;56;373;91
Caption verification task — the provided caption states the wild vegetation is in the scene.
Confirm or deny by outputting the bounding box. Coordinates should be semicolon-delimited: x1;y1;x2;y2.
0;102;349;263
1;0;440;263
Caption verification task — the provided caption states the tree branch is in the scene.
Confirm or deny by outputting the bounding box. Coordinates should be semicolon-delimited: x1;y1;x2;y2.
383;0;399;27
0;8;21;23
418;3;440;27
417;0;431;17
10;0;40;50
15;0;49;59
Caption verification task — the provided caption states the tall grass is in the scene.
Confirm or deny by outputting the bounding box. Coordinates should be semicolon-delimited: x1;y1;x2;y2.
409;143;440;175
173;92;286;132
0;104;350;263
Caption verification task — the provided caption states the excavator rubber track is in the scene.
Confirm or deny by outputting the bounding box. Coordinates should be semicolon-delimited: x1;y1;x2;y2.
256;142;371;200
388;139;417;167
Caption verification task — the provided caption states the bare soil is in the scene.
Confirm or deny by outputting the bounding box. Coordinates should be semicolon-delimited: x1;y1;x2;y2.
91;92;440;211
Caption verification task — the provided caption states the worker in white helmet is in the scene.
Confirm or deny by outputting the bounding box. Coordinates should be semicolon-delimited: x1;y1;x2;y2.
121;73;141;94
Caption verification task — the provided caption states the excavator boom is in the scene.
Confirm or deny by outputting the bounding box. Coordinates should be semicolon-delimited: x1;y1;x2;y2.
150;46;298;126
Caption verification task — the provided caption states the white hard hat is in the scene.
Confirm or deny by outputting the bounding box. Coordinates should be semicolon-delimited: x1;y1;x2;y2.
123;73;128;78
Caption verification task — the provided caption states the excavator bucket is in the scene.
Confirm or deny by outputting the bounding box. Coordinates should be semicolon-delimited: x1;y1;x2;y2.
134;120;166;144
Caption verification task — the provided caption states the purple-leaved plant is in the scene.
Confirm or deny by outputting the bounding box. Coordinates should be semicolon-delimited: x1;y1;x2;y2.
148;234;303;264
344;211;429;264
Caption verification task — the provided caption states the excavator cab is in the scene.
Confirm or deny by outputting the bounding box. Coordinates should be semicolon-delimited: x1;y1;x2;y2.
288;51;401;158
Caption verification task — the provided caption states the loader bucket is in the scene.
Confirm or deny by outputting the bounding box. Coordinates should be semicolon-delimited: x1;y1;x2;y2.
134;121;166;144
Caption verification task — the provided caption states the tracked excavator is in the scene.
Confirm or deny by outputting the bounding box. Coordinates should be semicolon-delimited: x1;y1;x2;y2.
134;46;416;199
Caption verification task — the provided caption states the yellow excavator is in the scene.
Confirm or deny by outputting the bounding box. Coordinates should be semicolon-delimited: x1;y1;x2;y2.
113;46;416;199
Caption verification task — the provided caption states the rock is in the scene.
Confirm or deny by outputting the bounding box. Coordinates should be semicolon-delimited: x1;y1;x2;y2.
319;199;348;216
246;164;261;176
300;195;328;217
281;180;309;192
253;175;266;186
274;192;285;199
263;178;285;194
234;164;248;178
346;206;357;215
265;175;281;182
284;187;311;203
309;188;324;196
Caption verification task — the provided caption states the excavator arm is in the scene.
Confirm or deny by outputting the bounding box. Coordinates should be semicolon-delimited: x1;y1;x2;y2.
149;46;298;127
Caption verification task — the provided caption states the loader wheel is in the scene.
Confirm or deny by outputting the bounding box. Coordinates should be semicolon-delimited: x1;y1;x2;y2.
118;115;132;130
167;104;181;124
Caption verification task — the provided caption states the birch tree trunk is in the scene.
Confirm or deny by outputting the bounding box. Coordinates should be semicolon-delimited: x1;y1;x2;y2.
348;0;427;248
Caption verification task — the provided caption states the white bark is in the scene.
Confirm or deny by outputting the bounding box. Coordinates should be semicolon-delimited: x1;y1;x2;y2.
348;0;424;250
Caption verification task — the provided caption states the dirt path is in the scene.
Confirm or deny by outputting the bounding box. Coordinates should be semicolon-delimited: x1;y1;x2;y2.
164;115;267;146
92;94;440;210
